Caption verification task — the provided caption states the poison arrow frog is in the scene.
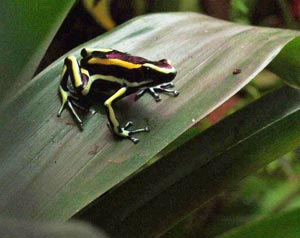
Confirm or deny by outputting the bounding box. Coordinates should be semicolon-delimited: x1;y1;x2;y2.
57;48;179;143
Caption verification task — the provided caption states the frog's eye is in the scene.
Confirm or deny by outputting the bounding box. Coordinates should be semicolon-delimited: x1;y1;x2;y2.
160;59;172;65
81;48;88;57
145;66;151;71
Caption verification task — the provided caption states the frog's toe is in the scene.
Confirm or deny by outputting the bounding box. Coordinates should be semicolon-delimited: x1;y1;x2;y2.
135;90;147;100
128;126;150;134
118;122;150;144
135;83;179;102
154;84;179;97
160;82;175;88
162;88;179;97
57;101;67;117
129;136;139;144
122;121;150;133
124;121;134;129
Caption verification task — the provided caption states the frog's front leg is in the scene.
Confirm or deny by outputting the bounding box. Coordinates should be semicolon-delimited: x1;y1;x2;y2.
57;56;88;126
104;87;149;144
136;82;179;102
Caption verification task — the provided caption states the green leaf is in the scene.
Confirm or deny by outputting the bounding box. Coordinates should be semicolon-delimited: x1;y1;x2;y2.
75;86;300;237
0;12;299;226
269;37;300;89
0;0;74;104
230;0;259;24
0;216;108;238
218;208;300;238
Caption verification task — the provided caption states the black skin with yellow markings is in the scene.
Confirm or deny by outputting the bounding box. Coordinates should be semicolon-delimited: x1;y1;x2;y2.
57;48;179;143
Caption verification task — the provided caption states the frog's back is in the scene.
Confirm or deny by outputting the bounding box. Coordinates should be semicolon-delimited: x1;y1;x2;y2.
81;48;151;65
80;48;146;83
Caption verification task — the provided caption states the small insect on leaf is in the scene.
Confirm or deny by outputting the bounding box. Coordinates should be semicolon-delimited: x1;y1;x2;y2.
233;68;242;75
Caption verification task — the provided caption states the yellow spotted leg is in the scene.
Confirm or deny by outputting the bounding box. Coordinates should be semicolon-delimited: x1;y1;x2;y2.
104;87;149;143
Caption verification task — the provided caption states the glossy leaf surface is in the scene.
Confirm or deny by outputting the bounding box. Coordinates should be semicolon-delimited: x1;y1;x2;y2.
269;36;300;88
0;13;299;224
76;86;300;237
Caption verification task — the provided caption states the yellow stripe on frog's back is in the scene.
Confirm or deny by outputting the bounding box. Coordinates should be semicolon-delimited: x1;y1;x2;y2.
88;58;143;69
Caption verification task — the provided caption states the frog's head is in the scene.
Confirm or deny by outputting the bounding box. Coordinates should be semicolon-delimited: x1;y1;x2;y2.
142;59;177;85
81;48;113;58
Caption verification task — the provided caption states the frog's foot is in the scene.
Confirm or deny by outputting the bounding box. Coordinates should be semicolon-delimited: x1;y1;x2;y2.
123;122;150;144
108;121;150;144
135;82;179;102
57;96;84;127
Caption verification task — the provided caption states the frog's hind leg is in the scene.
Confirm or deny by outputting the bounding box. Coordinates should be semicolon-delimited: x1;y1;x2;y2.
69;96;97;122
57;56;87;126
135;82;179;102
104;87;149;144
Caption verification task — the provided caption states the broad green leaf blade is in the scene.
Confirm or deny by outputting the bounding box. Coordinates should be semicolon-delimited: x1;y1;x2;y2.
0;13;299;222
75;86;300;237
269;37;300;88
218;208;300;238
0;216;109;238
0;0;74;104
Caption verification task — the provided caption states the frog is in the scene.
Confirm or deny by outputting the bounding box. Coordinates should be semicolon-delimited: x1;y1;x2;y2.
57;48;179;143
